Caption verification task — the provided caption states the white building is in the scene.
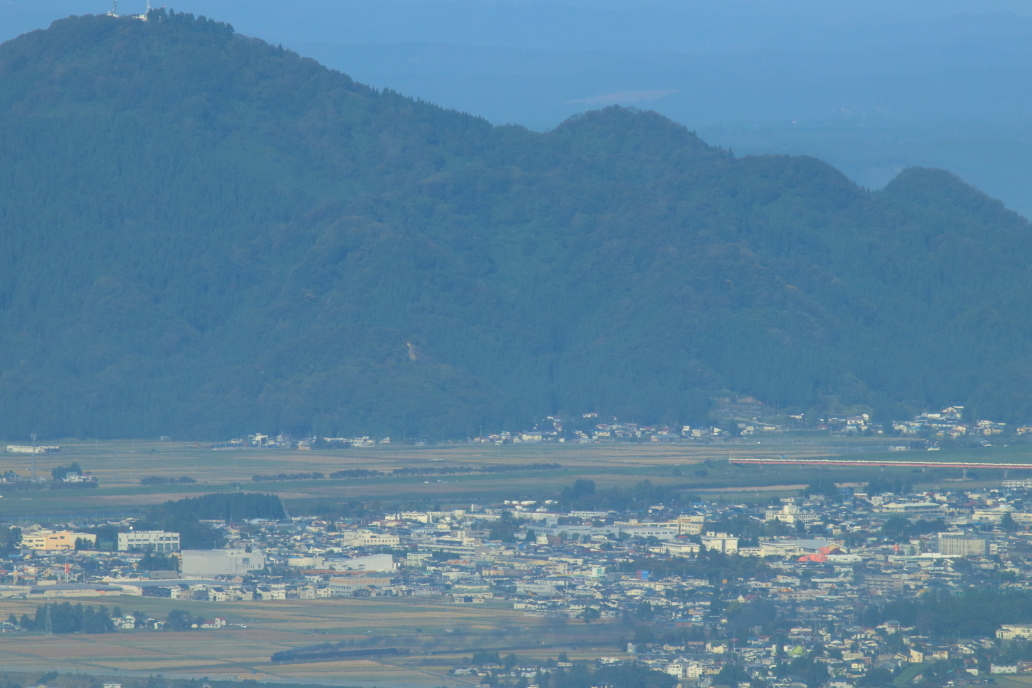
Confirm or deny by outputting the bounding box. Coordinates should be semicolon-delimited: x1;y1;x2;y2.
616;522;679;541
329;574;393;596
6;445;60;454
340;530;401;547
937;533;988;557
700;532;739;553
118;530;180;552
180;549;265;577
329;554;396;572
677;515;705;535
997;625;1032;641
764;502;820;525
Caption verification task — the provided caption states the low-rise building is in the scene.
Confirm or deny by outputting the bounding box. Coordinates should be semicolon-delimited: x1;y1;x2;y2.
22;530;95;551
118;530;180;552
180;549;265;577
998;625;1032;641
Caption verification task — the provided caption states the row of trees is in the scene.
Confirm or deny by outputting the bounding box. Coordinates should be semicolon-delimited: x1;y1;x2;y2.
13;603;115;634
9;605;209;633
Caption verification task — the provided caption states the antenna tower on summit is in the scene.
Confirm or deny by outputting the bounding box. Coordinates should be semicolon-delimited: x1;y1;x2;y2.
108;0;119;16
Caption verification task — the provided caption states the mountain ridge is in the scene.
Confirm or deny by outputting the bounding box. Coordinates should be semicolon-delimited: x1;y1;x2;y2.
0;10;1030;439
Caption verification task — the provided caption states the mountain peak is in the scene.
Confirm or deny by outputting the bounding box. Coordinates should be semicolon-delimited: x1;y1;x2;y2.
0;15;1028;438
881;166;1019;221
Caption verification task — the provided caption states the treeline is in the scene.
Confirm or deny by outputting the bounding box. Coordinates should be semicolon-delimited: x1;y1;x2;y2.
253;472;325;482
135;493;285;549
618;550;771;585
394;462;561;475
19;603;114;634
547;662;675;688
0;482;96;492
866;589;1032;637
252;463;561;482
879;516;947;543
152;492;284;521
0;526;21;556
802;475;914;501
271;645;408;664
558;479;686;512
141;476;196;485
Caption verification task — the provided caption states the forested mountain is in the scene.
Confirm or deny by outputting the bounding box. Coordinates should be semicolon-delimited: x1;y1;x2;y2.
1;10;1031;440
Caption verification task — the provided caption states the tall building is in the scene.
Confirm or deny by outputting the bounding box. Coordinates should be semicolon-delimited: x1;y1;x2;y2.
937;533;988;557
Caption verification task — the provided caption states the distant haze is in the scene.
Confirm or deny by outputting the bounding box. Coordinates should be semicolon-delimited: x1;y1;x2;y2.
4;0;1032;217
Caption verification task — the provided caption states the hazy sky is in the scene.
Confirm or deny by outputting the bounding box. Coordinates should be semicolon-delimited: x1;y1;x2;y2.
4;0;1032;216
8;1;1032;54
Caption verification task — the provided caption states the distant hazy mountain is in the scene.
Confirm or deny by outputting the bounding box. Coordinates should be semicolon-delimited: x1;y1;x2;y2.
1;11;1031;440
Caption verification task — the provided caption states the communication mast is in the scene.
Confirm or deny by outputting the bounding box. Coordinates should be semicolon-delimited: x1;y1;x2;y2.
30;433;36;482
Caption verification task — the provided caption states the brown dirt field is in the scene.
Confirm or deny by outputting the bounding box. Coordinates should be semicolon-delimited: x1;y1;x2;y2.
0;596;619;683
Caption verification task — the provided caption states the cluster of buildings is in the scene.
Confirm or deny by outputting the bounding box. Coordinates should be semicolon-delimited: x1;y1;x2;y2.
892;407;1013;439
457;405;1023;446
200;402;1029;452
8;479;1032;687
212;433;387;450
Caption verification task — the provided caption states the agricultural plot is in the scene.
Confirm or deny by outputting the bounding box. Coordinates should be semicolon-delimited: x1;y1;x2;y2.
0;596;619;684
0;439;1026;517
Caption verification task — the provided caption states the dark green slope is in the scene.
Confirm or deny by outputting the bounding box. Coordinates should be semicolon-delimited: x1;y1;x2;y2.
0;10;1029;440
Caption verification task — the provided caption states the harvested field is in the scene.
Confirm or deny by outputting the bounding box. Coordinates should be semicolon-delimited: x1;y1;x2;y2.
0;438;1024;517
0;596;621;684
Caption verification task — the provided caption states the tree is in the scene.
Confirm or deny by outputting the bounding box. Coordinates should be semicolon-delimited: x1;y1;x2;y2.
715;660;752;688
787;653;830;688
166;609;191;631
560;479;596;507
802;478;840;501
857;668;895;688
488;512;526;542
51;463;83;481
578;607;601;624
138;552;179;571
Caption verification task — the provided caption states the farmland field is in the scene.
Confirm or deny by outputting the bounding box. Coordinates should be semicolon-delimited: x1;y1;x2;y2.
0;438;1029;518
0;595;621;684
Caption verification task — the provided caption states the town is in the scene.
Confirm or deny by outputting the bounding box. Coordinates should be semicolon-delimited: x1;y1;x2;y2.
200;404;1030;452
6;467;1032;688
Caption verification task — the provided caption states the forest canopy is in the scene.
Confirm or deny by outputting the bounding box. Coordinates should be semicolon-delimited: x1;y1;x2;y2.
1;11;1031;440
